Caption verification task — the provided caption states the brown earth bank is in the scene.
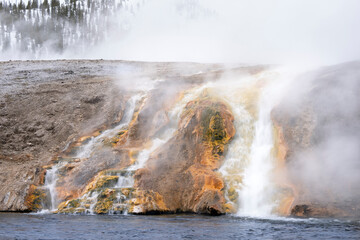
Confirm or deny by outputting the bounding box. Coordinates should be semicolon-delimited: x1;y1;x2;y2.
0;60;264;212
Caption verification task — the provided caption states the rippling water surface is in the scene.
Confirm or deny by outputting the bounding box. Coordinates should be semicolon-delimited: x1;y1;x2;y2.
1;213;359;239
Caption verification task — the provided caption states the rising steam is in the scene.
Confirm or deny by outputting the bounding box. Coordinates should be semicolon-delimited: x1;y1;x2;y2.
278;62;360;205
1;0;360;65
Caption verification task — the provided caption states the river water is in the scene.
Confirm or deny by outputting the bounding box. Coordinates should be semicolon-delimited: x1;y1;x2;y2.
0;213;359;239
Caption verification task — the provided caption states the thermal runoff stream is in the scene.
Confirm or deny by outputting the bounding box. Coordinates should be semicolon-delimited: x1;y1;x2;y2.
35;68;292;218
1;0;360;239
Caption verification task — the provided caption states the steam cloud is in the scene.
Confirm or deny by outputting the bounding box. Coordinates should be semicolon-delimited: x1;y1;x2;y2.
1;0;360;65
275;62;360;205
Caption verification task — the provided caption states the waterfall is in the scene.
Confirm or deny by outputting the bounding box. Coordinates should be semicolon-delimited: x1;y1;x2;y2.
217;70;282;218
39;93;142;212
37;69;288;215
41;163;62;212
218;99;254;213
237;89;275;217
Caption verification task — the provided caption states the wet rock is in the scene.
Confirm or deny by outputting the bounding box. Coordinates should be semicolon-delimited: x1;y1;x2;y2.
193;190;224;215
24;185;48;211
57;169;135;214
55;149;131;203
94;189;117;214
134;97;235;214
129;190;169;214
290;204;349;218
91;176;119;190
291;204;311;217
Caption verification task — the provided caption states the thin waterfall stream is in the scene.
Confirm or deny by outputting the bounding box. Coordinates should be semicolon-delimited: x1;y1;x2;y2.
40;163;63;213
75;93;144;159
38;70;286;216
39;93;143;213
40;84;207;214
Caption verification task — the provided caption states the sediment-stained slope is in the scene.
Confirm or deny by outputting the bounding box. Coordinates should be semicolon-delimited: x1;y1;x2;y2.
134;98;235;215
0;60;247;212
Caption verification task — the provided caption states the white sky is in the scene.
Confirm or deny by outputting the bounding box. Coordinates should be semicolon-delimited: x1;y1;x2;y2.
92;0;360;65
2;0;360;64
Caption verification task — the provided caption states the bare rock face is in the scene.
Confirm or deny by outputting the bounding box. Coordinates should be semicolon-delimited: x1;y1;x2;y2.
134;98;235;215
272;61;360;218
0;61;127;211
